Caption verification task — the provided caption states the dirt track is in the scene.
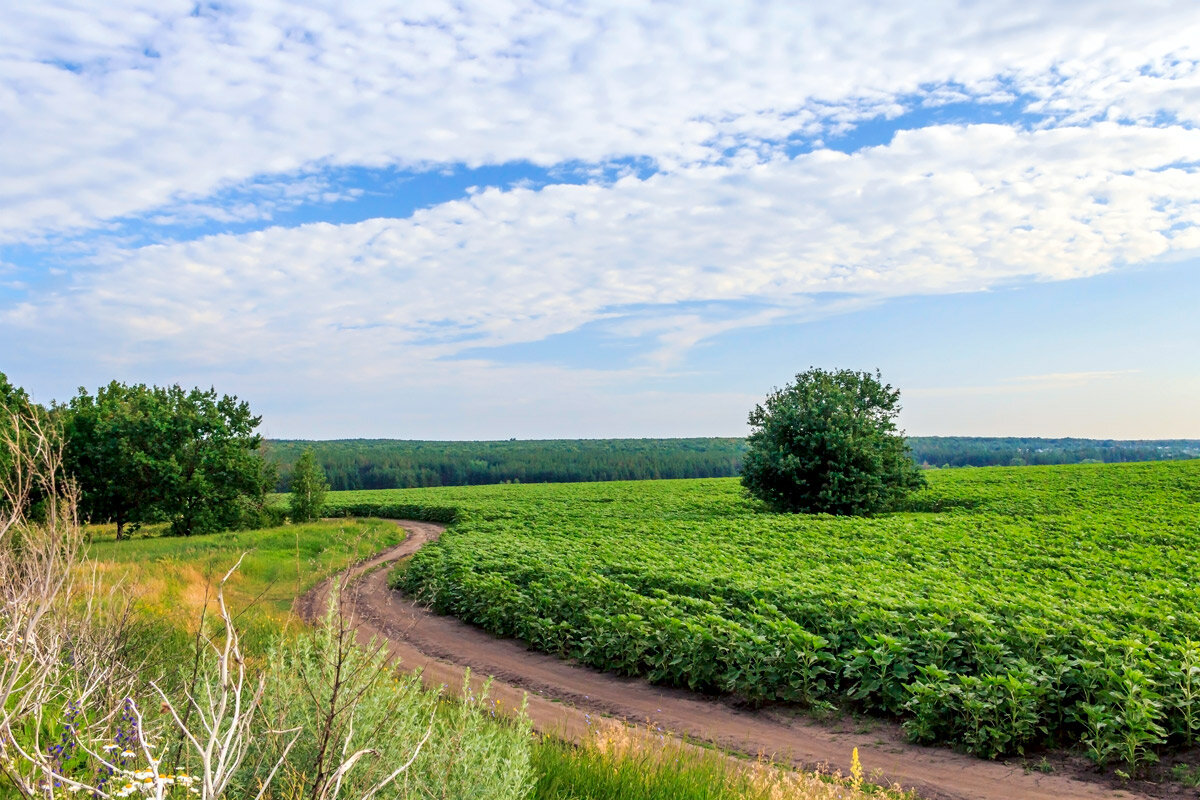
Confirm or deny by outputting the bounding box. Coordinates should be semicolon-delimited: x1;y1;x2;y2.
297;520;1149;800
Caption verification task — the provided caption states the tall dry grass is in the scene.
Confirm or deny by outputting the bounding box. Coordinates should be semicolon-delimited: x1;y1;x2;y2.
535;716;916;800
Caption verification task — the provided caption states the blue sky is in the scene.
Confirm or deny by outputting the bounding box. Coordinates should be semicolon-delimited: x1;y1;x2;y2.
2;2;1198;439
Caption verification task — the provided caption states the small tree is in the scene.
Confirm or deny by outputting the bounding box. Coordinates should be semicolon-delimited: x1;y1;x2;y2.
740;368;925;515
289;448;329;523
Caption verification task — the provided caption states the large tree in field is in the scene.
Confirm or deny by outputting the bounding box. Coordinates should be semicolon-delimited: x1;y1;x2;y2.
62;382;274;538
157;386;275;537
740;368;925;515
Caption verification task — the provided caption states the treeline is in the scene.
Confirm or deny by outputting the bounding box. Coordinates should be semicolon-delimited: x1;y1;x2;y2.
267;438;746;491
909;436;1200;468
267;436;1200;491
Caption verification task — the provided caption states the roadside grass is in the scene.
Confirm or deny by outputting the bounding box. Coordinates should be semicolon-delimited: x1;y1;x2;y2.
88;517;403;651
536;718;916;800
1172;762;1200;788
79;518;536;800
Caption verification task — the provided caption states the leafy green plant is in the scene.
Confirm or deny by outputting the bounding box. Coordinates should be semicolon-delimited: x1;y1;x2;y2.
844;634;915;714
1106;664;1167;773
1172;640;1200;745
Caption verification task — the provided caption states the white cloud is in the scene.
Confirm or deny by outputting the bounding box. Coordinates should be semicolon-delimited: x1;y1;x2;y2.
141;174;362;227
7;121;1199;383
2;1;1199;240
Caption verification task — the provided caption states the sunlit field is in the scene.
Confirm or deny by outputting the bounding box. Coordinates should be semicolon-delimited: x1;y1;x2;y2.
320;460;1200;770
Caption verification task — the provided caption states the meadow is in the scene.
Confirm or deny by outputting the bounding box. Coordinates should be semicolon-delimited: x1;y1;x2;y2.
317;460;1200;770
88;518;405;650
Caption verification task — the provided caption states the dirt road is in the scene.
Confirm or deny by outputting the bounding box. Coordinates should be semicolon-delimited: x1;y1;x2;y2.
297;520;1149;800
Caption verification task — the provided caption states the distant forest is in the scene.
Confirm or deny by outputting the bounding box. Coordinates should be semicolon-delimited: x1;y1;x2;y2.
266;436;1200;491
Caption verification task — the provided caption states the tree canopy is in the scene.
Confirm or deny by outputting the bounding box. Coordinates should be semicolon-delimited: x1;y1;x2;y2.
61;382;274;538
740;368;925;515
0;371;33;463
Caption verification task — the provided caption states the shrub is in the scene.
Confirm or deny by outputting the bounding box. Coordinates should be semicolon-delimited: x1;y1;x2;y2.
740;368;924;515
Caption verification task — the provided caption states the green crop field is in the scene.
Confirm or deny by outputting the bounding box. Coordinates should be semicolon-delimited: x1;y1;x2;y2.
324;460;1200;769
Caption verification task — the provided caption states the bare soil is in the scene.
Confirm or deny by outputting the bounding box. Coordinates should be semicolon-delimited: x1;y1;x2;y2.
297;520;1166;800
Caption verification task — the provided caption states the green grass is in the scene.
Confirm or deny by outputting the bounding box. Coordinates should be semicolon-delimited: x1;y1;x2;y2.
90;518;403;650
1171;762;1200;788
316;460;1200;768
532;721;912;800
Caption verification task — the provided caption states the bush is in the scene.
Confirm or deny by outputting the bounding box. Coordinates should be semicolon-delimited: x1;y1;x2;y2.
324;501;459;524
740;368;925;515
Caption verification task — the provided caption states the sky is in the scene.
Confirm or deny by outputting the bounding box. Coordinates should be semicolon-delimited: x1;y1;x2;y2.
1;1;1198;440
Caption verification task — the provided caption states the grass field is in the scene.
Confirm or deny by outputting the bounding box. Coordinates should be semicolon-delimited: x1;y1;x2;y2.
317;460;1200;769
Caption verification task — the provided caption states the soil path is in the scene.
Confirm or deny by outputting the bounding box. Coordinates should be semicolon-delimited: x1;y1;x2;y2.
297;520;1148;800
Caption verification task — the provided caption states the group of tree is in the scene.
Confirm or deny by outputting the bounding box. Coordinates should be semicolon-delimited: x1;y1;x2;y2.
60;382;280;538
1;371;306;539
6;364;1197;532
0;372;48;518
273;368;927;518
737;367;1200;514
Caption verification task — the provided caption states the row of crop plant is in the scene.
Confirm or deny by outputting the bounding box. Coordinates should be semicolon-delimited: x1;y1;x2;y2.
322;461;1200;772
